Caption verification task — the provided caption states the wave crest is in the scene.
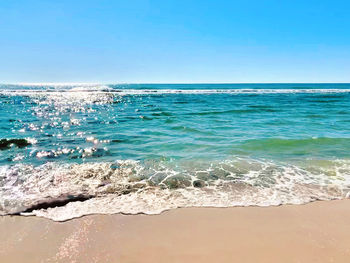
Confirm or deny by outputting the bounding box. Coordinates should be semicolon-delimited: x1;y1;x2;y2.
1;158;350;221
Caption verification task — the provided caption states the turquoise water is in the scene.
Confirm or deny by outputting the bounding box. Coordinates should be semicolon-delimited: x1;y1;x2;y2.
1;84;350;220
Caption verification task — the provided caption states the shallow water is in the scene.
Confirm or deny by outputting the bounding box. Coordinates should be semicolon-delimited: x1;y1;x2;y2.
1;83;350;221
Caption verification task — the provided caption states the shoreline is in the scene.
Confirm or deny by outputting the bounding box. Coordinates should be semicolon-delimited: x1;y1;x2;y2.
1;199;350;262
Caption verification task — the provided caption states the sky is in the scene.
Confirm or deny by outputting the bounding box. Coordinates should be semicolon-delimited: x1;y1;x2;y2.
0;0;349;83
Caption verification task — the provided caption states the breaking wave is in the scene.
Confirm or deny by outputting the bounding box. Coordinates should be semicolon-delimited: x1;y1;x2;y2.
1;158;349;221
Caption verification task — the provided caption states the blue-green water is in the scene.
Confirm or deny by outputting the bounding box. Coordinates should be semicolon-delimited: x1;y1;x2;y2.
1;84;350;221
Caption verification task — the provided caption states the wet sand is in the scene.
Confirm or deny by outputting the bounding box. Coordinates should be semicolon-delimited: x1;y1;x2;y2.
1;199;350;263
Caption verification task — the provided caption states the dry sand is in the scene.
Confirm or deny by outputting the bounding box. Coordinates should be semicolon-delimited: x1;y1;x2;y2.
1;199;350;263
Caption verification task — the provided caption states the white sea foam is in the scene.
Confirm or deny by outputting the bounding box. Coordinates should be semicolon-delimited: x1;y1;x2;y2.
1;158;349;221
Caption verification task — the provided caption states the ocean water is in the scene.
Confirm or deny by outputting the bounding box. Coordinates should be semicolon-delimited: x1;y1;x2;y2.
1;83;350;221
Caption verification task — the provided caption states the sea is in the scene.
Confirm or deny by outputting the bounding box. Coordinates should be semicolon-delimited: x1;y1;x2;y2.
1;83;350;221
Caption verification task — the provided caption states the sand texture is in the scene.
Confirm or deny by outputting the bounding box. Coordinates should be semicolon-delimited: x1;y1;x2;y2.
1;200;350;263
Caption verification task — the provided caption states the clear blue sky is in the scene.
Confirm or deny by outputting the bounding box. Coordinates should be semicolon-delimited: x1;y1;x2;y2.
0;0;349;83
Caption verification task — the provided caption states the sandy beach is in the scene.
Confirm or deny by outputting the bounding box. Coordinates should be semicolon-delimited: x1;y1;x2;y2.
0;199;349;263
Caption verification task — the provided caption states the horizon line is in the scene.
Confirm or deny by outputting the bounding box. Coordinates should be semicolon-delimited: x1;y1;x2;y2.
2;82;350;86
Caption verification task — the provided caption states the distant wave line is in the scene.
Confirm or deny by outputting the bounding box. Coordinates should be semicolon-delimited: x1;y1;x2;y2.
1;88;350;95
